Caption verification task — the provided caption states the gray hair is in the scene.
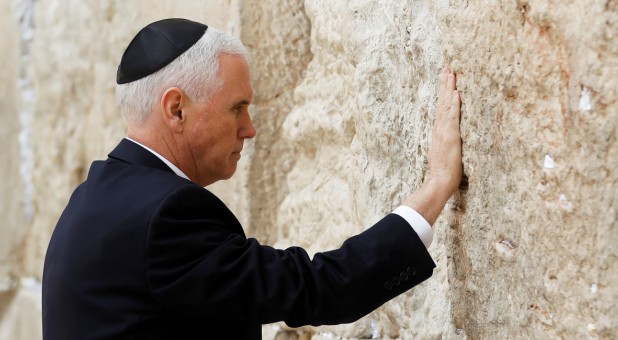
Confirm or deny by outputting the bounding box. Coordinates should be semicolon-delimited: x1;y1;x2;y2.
116;27;247;125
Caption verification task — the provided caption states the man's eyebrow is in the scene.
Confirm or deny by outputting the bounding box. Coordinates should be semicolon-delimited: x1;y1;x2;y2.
231;99;251;108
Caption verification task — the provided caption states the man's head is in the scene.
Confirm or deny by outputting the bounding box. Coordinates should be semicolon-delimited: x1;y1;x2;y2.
116;19;247;125
116;18;256;186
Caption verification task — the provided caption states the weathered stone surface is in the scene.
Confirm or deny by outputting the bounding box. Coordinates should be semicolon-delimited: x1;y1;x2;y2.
0;0;29;292
241;0;617;338
0;279;42;340
237;0;313;240
1;0;616;339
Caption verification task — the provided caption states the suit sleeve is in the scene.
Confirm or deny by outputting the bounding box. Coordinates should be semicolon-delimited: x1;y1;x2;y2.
145;184;436;327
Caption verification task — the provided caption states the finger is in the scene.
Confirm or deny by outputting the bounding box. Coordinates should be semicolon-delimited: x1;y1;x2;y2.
437;68;448;107
439;67;448;97
449;90;461;122
447;71;455;92
443;73;454;109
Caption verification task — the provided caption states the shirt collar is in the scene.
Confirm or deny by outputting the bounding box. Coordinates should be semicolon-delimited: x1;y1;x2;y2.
125;137;190;181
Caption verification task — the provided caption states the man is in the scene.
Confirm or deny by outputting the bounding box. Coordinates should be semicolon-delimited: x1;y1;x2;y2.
42;18;462;339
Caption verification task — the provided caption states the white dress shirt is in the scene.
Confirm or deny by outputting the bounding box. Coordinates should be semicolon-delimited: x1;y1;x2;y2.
125;138;433;249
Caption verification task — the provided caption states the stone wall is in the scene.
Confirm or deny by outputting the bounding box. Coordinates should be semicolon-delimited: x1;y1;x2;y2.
0;0;616;339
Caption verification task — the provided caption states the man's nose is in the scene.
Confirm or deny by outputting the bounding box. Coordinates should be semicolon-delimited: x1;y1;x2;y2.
239;112;257;139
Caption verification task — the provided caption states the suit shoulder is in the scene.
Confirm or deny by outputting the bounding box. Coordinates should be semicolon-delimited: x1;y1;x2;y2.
154;183;238;225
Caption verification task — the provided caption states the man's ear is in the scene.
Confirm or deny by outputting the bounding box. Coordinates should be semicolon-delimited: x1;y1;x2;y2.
160;87;186;132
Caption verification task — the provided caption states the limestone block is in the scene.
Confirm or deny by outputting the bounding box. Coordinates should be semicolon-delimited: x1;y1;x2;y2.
0;0;29;286
238;0;313;239
0;279;42;340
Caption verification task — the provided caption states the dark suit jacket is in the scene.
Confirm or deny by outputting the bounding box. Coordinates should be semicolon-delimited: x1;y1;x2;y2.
42;139;436;339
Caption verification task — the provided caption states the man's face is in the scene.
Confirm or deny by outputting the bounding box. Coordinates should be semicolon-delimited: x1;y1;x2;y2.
181;54;256;186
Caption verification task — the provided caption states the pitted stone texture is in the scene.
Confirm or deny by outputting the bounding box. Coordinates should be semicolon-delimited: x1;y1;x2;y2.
249;0;617;339
239;0;313;239
0;0;29;289
265;1;454;338
439;1;617;338
0;280;42;340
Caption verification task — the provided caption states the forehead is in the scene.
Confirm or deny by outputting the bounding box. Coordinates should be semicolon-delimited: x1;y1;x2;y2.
217;54;253;100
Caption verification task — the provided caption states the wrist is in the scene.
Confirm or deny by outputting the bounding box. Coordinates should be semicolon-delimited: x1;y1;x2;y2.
402;178;454;226
421;174;457;204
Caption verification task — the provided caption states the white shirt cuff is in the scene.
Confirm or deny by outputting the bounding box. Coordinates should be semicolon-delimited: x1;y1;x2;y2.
392;205;433;249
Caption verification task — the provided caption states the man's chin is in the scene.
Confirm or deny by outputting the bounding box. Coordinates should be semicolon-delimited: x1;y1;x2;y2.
222;164;238;180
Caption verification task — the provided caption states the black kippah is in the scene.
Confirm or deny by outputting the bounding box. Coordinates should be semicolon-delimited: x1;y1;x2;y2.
116;18;208;84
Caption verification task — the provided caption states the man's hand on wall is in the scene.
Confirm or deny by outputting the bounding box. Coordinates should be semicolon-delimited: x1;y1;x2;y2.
403;67;463;226
428;68;463;194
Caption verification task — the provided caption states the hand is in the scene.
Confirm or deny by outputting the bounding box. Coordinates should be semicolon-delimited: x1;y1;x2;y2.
427;68;463;194
402;68;462;226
